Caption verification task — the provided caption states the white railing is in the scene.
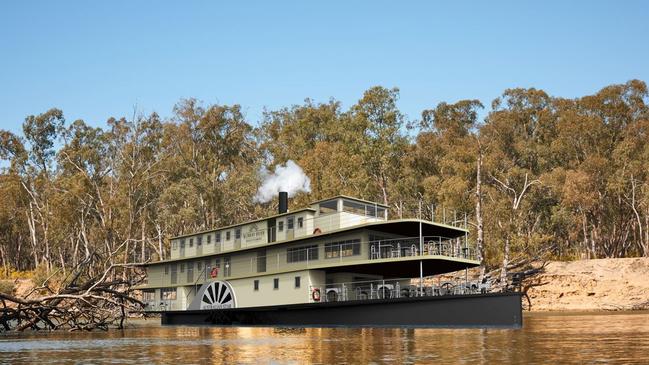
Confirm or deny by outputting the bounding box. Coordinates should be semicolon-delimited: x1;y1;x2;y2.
369;236;476;261
308;276;491;304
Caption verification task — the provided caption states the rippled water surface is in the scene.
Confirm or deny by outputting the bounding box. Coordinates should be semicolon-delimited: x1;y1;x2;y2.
1;312;648;364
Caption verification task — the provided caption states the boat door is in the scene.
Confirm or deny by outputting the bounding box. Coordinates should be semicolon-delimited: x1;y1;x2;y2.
267;218;276;243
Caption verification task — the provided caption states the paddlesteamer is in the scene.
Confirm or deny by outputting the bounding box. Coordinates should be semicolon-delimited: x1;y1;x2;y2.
139;193;522;327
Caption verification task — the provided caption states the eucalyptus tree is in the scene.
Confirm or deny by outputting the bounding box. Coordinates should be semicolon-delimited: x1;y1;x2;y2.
349;86;409;206
481;88;555;284
0;109;65;272
162;99;259;233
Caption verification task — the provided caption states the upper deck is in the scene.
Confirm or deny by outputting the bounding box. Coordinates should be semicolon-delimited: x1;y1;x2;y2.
168;196;390;261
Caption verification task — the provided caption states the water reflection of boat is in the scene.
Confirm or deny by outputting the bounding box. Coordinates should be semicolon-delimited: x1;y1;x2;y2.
138;193;522;328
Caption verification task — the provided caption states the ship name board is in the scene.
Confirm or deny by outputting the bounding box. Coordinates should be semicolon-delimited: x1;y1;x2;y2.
244;223;266;243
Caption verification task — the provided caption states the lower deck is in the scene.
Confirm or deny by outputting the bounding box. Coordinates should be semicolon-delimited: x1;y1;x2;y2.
142;263;489;313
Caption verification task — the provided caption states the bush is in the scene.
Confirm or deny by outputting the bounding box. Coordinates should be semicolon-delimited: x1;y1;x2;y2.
0;280;15;295
31;264;56;288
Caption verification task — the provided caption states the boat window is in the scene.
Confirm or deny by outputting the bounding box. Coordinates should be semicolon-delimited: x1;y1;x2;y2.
257;250;266;273
343;199;383;218
297;217;304;228
319;200;338;214
325;239;361;259
180;239;185;248
206;234;211;244
235;228;241;239
226;231;231;241
197;236;202;246
164;265;169;275
294;276;301;288
278;221;284;232
273;278;279;289
172;241;178;250
180;263;185;273
161;288;177;300
377;207;386;219
223;257;231;276
197;261;202;271
287;217;294;230
287;245;319;263
254;280;259;291
189;238;194;247
142;290;155;301
343;200;365;215
215;232;221;243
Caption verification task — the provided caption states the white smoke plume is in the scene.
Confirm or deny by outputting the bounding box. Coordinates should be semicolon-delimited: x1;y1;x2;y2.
254;160;311;203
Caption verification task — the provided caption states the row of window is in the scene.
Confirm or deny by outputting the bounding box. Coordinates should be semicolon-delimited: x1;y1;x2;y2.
163;237;363;281
164;257;232;282
342;200;386;218
324;239;361;258
147;276;302;303
253;276;300;291
286;245;319;263
173;215;308;250
278;216;304;232
286;239;362;263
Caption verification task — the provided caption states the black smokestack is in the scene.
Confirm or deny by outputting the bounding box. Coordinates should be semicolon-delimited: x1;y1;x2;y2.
278;191;288;214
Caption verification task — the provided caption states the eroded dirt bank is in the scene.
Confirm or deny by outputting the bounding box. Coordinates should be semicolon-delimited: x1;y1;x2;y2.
526;257;649;311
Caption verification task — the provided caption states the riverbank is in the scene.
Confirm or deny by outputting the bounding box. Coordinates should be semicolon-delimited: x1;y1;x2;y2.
525;257;649;311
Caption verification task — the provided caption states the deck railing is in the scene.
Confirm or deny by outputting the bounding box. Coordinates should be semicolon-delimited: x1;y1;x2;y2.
308;276;491;304
368;235;476;261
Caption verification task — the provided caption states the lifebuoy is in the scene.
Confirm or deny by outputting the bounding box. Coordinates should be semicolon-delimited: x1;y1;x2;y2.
210;267;219;278
313;228;322;235
312;288;321;302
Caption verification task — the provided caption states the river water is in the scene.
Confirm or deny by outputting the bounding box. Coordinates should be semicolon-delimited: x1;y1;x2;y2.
1;312;648;364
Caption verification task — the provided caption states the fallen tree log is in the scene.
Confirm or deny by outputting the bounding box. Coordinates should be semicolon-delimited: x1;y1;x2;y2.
0;257;145;332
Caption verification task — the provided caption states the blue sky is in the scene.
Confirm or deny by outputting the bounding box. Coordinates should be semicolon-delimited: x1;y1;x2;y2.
1;1;648;134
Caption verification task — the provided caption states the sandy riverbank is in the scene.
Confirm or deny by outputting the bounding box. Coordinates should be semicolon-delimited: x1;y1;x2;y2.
525;257;649;311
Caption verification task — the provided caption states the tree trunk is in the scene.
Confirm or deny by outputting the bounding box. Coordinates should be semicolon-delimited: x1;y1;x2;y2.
500;236;510;291
475;147;485;281
141;218;146;262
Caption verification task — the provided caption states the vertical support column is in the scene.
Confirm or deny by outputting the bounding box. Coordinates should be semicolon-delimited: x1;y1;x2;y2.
419;220;423;255
419;260;423;297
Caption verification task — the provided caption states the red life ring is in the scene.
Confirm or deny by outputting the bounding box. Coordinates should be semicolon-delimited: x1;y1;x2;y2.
210;267;219;278
312;288;321;302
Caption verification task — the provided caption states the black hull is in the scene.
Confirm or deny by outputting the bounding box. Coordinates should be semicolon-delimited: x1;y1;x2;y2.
159;292;523;328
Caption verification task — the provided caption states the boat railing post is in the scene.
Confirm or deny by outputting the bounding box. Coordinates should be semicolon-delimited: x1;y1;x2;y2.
419;260;423;296
431;203;435;222
419;221;423;257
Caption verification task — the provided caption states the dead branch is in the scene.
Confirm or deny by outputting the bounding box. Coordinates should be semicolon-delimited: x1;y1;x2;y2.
0;255;145;332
